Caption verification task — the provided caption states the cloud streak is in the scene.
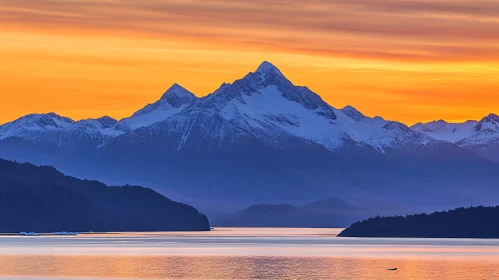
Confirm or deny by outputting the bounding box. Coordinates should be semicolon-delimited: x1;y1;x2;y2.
1;0;499;61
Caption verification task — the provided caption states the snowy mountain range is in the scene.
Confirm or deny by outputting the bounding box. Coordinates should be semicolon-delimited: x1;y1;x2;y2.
1;61;498;216
412;114;499;161
0;61;452;152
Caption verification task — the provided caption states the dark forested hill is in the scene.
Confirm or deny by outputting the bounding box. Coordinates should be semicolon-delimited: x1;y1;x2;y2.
0;159;210;233
338;206;499;238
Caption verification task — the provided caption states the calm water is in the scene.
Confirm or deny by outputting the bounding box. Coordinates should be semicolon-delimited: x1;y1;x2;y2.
0;228;498;279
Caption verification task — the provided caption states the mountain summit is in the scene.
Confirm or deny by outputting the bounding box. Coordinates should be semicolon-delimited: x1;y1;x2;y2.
0;113;74;140
255;61;283;76
122;84;197;130
159;83;197;106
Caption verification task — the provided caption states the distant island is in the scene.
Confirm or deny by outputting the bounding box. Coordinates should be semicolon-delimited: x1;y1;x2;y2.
338;206;499;238
0;159;210;233
218;197;363;228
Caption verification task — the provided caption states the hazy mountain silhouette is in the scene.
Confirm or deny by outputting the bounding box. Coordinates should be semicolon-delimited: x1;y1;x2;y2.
219;198;367;227
0;159;210;233
302;197;358;211
338;206;499;238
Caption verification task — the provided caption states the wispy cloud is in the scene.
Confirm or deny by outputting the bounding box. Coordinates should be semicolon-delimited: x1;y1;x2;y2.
1;0;499;61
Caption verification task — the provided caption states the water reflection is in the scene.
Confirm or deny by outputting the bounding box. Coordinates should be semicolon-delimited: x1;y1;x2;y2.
0;228;499;279
1;255;498;279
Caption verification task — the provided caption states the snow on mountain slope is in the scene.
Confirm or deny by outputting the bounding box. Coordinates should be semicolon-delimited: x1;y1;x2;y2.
219;84;348;149
74;116;124;137
188;61;436;151
335;109;433;151
0;84;198;144
119;84;197;130
204;62;350;149
413;114;499;146
412;120;478;143
340;105;369;121
457;114;499;146
475;114;499;132
136;61;346;149
0;113;74;140
0;113;125;144
202;61;336;118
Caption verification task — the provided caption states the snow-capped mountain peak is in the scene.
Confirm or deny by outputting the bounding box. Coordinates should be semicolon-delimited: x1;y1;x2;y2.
76;116;116;128
203;61;307;108
121;84;197;130
413;114;499;148
159;83;197;106
255;61;283;76
0;113;75;140
412;120;449;133
95;116;118;128
484;113;499;121
203;61;338;116
474;113;499;133
175;62;436;151
28;112;74;128
383;121;411;131
135;84;196;117
1;112;73;130
69;116;124;137
76;116;117;128
479;113;499;124
411;119;479;143
340;106;365;121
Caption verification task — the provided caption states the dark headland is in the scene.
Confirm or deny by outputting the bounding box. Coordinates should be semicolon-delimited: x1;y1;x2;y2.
338;206;499;238
0;159;210;233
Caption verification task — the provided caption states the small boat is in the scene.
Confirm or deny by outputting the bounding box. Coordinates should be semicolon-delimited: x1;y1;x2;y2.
387;268;397;271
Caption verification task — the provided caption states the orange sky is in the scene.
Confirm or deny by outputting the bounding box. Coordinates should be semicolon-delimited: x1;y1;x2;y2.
1;0;499;125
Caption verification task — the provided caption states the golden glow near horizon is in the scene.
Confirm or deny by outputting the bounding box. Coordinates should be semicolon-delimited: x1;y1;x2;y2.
1;0;499;125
